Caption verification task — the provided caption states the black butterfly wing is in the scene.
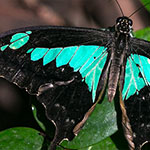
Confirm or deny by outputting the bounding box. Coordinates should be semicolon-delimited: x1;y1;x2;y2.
120;38;150;149
130;37;150;58
0;26;111;150
0;26;110;91
124;86;150;149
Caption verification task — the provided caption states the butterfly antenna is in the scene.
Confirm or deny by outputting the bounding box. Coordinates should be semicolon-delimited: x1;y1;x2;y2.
114;0;124;16
129;2;150;18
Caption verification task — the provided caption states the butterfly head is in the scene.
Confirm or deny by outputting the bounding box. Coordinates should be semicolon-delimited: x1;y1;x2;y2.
115;16;133;34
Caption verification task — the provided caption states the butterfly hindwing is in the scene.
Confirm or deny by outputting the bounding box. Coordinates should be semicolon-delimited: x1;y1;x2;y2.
0;26;110;149
122;54;150;100
121;51;150;149
36;45;109;149
124;86;150;149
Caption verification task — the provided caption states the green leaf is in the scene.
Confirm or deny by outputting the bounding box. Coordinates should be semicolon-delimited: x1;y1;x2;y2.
141;0;150;12
80;137;118;150
134;27;150;41
0;127;44;150
61;94;118;149
32;104;46;131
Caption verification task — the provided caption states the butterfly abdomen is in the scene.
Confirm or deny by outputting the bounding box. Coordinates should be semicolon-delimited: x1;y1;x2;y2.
108;47;125;102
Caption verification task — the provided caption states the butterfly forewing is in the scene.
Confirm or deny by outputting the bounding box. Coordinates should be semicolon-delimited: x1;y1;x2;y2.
131;38;150;58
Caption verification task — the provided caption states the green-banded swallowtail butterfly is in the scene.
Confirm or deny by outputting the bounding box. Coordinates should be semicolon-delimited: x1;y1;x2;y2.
0;1;150;150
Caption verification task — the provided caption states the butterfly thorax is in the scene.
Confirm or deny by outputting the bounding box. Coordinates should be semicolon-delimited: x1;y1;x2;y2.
108;16;133;102
114;16;133;50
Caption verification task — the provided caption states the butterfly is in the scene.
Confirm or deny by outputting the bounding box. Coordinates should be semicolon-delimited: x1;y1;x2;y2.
0;4;150;150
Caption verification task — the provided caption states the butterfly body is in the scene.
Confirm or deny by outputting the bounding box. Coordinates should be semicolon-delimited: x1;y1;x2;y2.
105;16;133;101
0;15;150;150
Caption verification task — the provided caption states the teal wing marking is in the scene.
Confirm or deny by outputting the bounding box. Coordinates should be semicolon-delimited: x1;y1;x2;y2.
69;46;108;101
0;31;32;51
44;48;63;66
31;48;49;61
122;54;150;100
27;45;108;102
56;46;77;67
1;44;9;51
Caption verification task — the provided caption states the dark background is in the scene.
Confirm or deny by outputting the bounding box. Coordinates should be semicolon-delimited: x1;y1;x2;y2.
0;0;150;142
0;0;150;32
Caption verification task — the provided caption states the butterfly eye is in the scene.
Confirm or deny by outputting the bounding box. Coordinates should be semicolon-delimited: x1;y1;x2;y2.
128;19;133;26
116;17;122;23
